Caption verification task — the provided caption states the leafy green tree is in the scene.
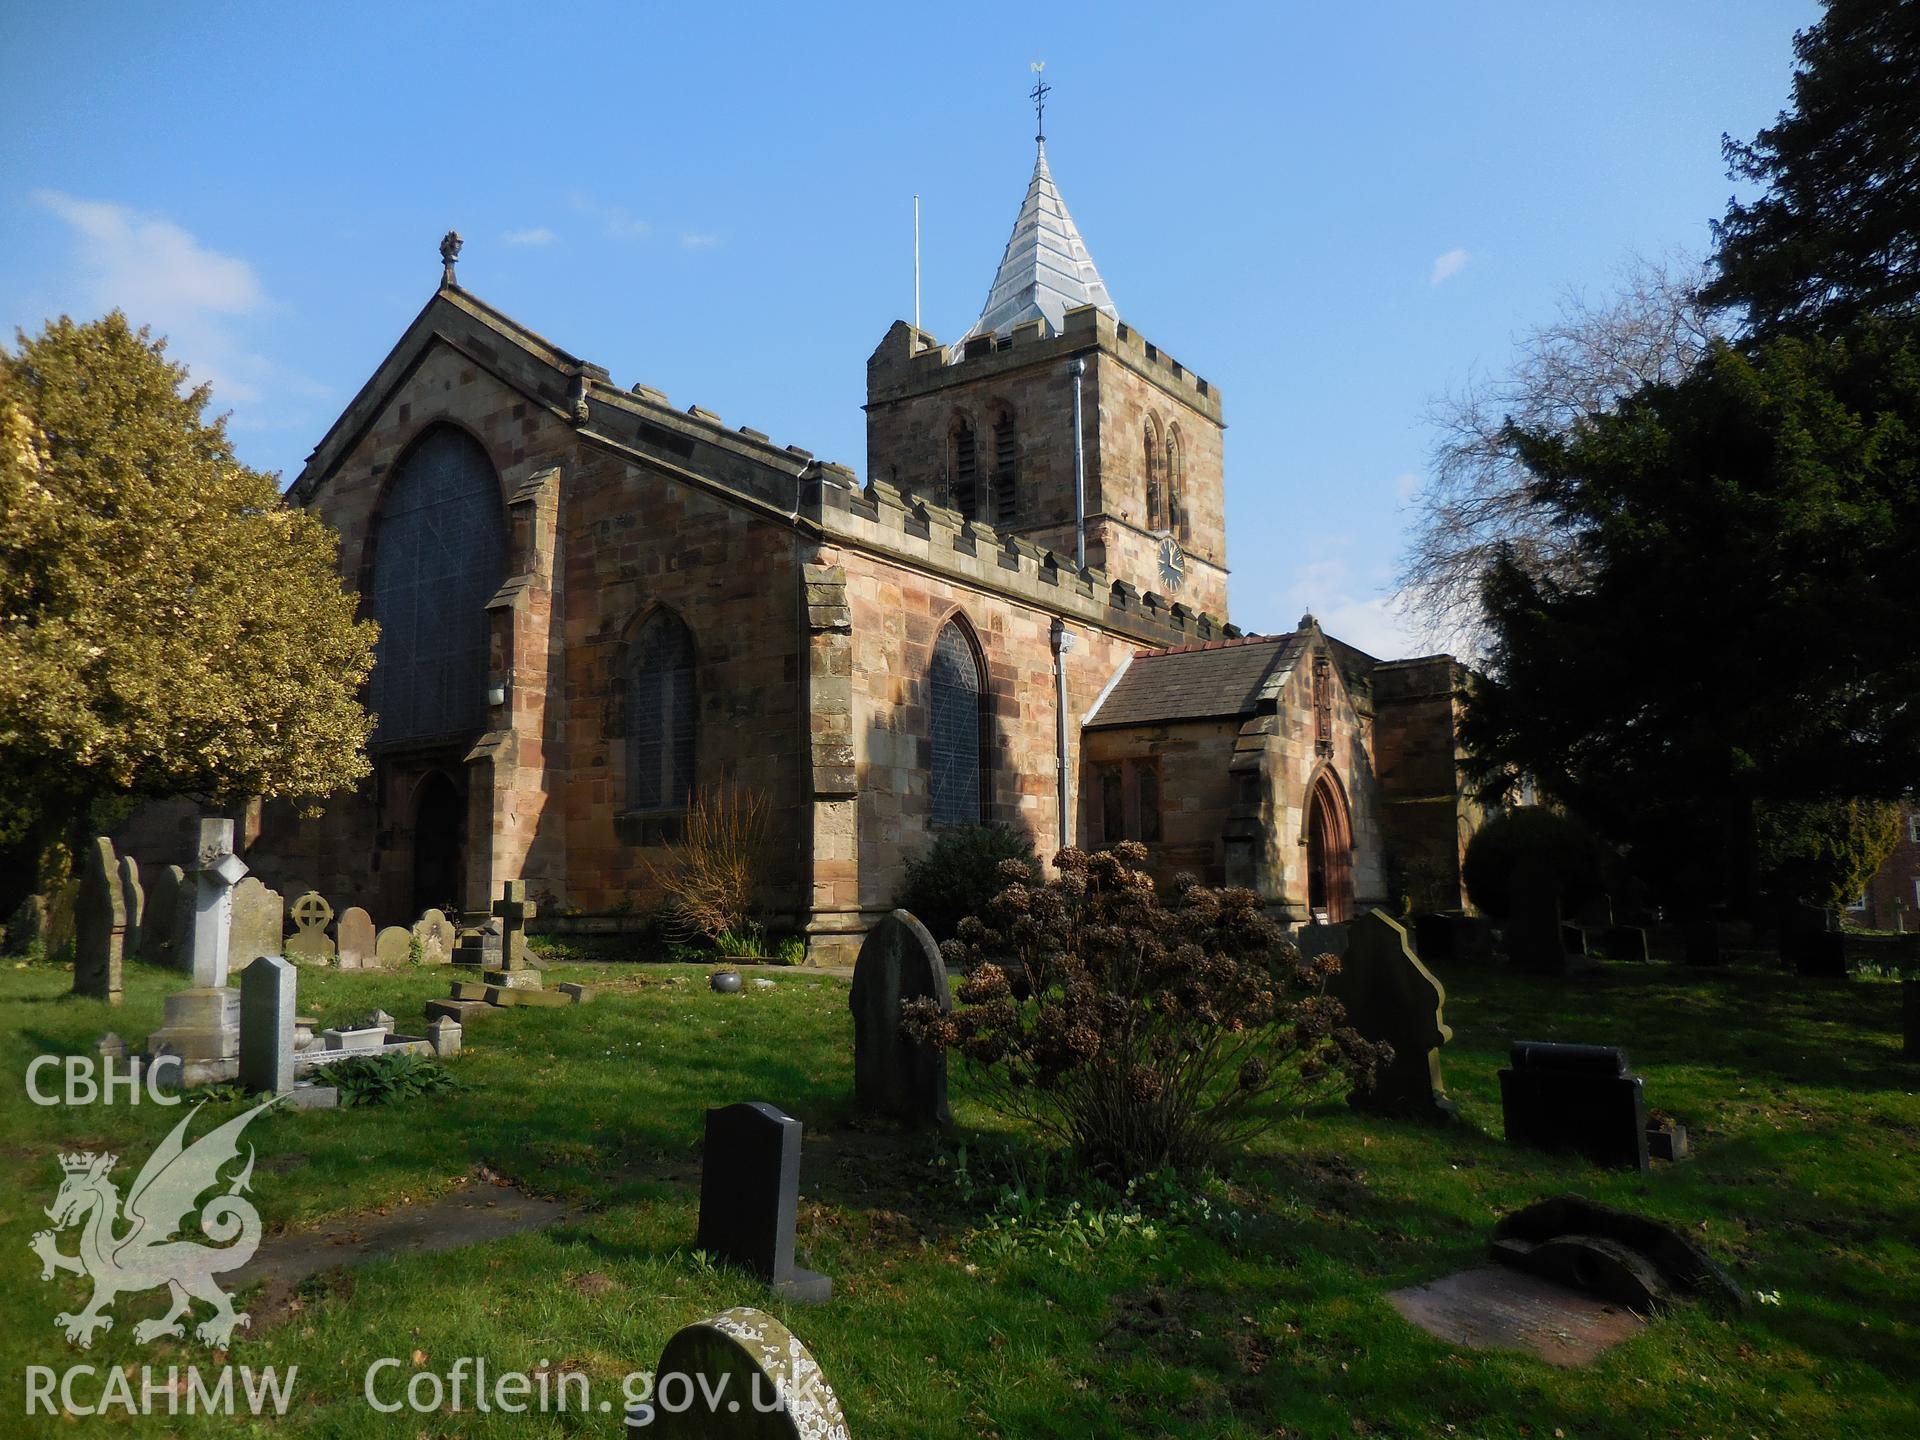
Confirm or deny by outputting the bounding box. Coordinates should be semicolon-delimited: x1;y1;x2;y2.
1755;797;1902;911
1460;807;1607;920
1704;0;1920;335
1462;320;1920;913
0;314;375;915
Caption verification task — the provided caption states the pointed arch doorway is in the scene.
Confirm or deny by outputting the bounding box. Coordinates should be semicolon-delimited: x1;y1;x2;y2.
1304;771;1354;922
412;770;467;917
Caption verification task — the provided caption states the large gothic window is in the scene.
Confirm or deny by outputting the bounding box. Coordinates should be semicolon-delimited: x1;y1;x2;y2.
929;620;985;827
624;610;696;815
367;426;506;744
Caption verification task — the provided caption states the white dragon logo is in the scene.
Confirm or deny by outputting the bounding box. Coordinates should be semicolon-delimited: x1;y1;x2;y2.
31;1099;275;1348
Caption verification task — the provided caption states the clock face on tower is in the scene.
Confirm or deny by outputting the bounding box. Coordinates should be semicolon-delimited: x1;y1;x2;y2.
1158;536;1186;592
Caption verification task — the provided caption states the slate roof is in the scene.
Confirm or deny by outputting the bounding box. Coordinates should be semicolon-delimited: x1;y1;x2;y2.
1087;634;1306;729
962;140;1119;342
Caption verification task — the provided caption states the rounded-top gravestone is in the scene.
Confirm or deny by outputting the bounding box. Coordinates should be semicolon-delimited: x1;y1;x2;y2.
412;908;454;965
375;925;412;968
336;906;376;969
850;908;953;1128
637;1306;849;1439
140;863;185;967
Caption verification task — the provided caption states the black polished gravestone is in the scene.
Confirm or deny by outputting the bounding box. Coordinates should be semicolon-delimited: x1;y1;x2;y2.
695;1102;831;1304
1498;1041;1649;1171
1783;903;1847;979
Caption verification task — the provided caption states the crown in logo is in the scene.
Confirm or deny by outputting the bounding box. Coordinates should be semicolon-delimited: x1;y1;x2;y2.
58;1151;112;1174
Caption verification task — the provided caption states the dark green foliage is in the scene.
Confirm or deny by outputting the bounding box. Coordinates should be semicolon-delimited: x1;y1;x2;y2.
1756;797;1903;908
895;824;1038;940
1460;807;1606;919
1463;321;1920;912
1704;0;1920;335
311;1051;461;1107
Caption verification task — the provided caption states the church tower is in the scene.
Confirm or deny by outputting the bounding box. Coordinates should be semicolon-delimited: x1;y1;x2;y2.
865;106;1229;620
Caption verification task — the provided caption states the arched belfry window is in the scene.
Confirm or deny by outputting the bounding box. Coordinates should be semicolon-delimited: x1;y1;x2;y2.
624;610;696;815
1166;424;1186;541
948;416;979;520
367;425;506;743
1144;415;1167;531
929;619;986;827
989;409;1018;525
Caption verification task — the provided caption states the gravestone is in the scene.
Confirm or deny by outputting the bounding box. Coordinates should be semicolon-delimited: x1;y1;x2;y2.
413;908;454;965
695;1102;831;1304
228;876;286;973
73;836;127;1004
1498;1040;1649;1171
427;1016;461;1057
1506;854;1573;976
140;863;185;967
117;855;144;959
637;1306;851;1439
239;955;297;1096
375;925;412;968
1390;1266;1646;1369
849;909;952;1128
284;892;337;963
1784;903;1846;979
42;878;81;963
1295;920;1349;962
493;881;534;972
336;906;376;969
147;818;249;1083
1327;909;1455;1121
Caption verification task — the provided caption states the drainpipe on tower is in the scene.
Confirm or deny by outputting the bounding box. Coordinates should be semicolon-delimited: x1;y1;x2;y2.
1070;357;1087;570
1051;617;1076;856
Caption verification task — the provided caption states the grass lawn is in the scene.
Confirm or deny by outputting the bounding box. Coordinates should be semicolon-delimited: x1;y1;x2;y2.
0;952;1914;1438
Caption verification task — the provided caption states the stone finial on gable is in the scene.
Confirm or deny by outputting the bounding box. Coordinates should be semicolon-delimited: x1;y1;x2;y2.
439;231;462;288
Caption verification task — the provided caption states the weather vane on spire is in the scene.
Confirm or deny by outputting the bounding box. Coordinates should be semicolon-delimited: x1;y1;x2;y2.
1030;60;1050;143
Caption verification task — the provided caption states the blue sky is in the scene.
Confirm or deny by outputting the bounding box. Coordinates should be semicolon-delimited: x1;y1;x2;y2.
0;1;1820;654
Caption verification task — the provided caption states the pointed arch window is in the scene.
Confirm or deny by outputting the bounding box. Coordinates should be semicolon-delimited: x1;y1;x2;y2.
1144;415;1167;531
990;410;1018;525
367;425;506;744
929;620;986;827
948;416;979;520
624;610;696;817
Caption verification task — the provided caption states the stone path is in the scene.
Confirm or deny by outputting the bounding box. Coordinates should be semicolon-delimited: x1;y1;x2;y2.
229;1175;570;1326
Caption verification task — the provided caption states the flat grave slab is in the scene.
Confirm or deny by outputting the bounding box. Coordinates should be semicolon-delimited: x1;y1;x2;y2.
1389;1266;1647;1368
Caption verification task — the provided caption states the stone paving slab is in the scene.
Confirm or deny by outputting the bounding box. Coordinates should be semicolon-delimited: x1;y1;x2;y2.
1388;1266;1647;1368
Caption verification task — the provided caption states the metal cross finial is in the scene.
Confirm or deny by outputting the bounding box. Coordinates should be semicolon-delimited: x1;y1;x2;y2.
439;230;463;287
1030;60;1050;143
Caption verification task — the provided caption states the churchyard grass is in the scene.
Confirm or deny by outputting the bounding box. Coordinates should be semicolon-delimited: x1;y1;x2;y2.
0;956;1912;1438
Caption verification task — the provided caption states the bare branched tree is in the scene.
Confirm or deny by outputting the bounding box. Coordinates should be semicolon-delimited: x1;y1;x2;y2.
1401;252;1725;656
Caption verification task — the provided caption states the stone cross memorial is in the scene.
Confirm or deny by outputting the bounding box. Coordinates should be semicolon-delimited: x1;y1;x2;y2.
695;1101;831;1304
1328;909;1457;1121
284;891;337;963
73;836;128;1003
239;955;297;1096
189;818;249;988
493;880;535;972
1498;1040;1649;1171
850;909;953;1128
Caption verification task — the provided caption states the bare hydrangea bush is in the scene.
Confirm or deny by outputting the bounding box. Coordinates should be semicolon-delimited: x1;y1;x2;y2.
903;842;1386;1177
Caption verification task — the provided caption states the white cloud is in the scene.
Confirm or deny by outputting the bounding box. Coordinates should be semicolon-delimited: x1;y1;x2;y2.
1278;543;1427;660
680;231;724;252
502;226;559;247
568;192;651;241
30;190;324;420
1429;247;1470;286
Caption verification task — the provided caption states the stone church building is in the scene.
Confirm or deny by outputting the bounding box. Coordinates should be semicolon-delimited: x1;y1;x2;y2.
198;130;1475;960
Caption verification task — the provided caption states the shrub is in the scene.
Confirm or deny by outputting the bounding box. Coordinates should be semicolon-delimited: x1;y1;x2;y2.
1461;806;1606;919
902;843;1385;1178
1756;797;1902;910
646;786;769;941
896;824;1038;941
714;925;766;959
